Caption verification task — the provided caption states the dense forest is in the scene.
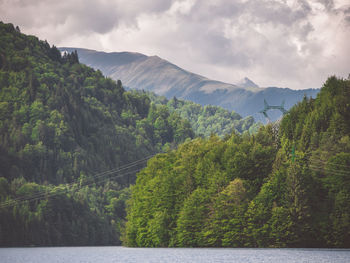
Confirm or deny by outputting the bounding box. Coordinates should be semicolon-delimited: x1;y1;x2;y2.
134;90;259;137
0;22;195;246
0;21;257;246
125;76;350;248
1;21;349;248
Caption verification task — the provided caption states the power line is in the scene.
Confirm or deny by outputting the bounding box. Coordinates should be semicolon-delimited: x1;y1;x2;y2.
6;154;152;205
308;164;350;176
2;157;147;206
0;155;151;207
0;168;143;208
0;166;147;209
0;153;158;209
308;162;350;175
309;159;350;169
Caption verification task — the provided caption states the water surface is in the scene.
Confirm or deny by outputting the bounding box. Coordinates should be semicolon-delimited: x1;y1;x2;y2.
1;246;349;263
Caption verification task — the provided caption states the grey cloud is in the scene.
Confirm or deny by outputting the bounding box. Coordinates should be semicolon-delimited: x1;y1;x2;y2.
247;0;311;25
0;0;174;34
344;7;350;25
297;0;312;13
0;0;348;90
189;0;309;25
188;0;245;20
194;31;253;67
68;2;120;34
298;22;314;40
317;0;335;11
345;15;350;24
171;0;315;69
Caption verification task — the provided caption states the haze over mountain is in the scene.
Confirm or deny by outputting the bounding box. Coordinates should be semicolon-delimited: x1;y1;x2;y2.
60;48;320;120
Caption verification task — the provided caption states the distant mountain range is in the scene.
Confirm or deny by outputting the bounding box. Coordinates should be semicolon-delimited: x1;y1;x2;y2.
60;47;319;121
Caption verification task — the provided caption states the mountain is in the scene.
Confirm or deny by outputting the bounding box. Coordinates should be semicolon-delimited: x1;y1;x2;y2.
0;22;194;246
59;47;240;96
60;48;320;121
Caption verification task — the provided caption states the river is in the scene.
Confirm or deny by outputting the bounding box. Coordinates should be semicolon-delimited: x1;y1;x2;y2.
1;246;349;263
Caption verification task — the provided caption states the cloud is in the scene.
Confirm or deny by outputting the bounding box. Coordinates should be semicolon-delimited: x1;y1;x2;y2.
0;0;349;89
0;0;174;35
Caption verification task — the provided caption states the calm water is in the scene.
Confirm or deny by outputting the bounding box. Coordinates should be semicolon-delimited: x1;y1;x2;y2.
0;247;349;263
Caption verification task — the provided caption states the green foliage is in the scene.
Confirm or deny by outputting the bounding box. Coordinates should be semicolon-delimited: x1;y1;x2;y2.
0;22;194;246
125;127;276;247
0;21;194;186
135;91;259;137
0;178;126;246
2;21;349;248
125;76;350;248
176;188;211;247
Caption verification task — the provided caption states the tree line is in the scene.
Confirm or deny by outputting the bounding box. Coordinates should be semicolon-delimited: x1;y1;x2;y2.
124;76;350;248
135;90;259;137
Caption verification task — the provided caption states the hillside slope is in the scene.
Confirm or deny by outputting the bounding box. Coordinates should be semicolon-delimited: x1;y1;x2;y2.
125;76;350;248
60;47;319;120
141;90;258;137
0;22;194;246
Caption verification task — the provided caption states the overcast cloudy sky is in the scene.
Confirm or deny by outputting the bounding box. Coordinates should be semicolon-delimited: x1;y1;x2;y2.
1;0;349;89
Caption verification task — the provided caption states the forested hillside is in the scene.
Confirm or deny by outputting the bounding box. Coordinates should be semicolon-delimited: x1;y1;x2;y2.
125;76;350;248
133;90;259;137
0;22;194;246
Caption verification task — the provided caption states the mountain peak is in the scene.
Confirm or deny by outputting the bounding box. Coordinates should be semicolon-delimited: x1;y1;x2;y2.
237;77;259;89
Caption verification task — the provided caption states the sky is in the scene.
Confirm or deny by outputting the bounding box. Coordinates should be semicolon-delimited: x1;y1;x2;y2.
1;0;349;90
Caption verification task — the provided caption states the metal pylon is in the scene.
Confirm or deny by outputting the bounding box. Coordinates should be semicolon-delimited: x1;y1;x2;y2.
259;99;287;123
259;99;287;147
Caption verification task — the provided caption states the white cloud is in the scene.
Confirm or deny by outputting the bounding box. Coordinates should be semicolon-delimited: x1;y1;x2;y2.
0;0;349;89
